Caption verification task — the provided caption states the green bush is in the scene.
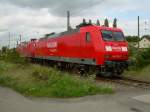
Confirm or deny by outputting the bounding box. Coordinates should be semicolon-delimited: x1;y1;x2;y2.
128;45;138;57
136;48;150;68
0;48;28;64
128;45;150;70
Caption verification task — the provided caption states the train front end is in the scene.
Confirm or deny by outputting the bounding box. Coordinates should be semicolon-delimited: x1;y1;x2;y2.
100;27;129;76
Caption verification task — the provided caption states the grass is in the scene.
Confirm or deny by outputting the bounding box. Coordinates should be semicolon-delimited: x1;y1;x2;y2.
124;65;150;82
0;60;113;98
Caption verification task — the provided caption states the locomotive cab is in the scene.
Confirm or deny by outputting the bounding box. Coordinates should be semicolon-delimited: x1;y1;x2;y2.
99;27;129;76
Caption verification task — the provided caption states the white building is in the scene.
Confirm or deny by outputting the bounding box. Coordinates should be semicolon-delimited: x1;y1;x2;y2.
135;36;150;48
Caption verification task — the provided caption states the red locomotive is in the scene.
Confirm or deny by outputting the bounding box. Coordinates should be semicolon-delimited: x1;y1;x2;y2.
17;13;129;77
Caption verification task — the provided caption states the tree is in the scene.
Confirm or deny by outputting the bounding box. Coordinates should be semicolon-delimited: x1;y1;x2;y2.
83;18;86;24
113;18;117;28
89;19;92;24
96;20;100;26
125;36;139;42
104;18;109;27
2;46;8;53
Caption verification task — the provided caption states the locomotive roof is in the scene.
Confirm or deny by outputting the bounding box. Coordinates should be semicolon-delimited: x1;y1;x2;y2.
39;25;122;40
40;28;79;40
98;26;122;32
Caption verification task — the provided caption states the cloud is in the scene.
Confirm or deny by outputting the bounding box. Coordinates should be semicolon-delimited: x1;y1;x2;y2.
2;0;150;17
1;0;105;17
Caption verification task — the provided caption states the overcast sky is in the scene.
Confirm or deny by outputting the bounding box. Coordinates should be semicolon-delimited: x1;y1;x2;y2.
0;0;150;48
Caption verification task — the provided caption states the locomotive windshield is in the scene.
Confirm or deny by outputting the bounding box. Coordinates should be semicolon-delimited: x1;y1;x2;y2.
101;30;125;41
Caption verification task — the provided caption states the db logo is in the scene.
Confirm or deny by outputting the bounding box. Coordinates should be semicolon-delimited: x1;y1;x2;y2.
47;42;57;48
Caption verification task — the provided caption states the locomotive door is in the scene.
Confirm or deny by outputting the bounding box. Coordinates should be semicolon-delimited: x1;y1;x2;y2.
84;32;93;58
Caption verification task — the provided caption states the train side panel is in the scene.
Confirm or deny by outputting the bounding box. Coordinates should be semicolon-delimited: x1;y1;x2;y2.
34;27;99;65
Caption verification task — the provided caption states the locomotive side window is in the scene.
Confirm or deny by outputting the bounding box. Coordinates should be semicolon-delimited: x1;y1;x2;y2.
86;32;91;42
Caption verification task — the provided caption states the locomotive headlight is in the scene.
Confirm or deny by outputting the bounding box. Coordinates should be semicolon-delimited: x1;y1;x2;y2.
105;46;112;51
122;47;128;51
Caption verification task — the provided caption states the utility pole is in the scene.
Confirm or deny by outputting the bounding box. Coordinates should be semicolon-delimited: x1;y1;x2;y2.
17;41;18;46
8;32;10;49
67;11;72;31
138;16;140;49
19;34;22;44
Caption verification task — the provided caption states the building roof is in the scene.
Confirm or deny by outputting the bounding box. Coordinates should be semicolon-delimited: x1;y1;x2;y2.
141;35;150;41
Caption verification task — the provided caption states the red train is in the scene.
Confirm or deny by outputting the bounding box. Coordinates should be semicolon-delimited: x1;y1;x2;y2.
17;15;129;77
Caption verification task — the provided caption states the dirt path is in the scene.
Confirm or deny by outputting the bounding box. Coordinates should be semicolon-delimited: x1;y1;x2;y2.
0;86;150;112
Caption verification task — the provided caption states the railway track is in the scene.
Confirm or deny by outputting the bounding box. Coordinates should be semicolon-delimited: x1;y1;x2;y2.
96;77;150;89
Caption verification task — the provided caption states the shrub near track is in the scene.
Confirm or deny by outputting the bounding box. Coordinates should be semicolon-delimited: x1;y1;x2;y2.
136;48;150;68
125;47;150;81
